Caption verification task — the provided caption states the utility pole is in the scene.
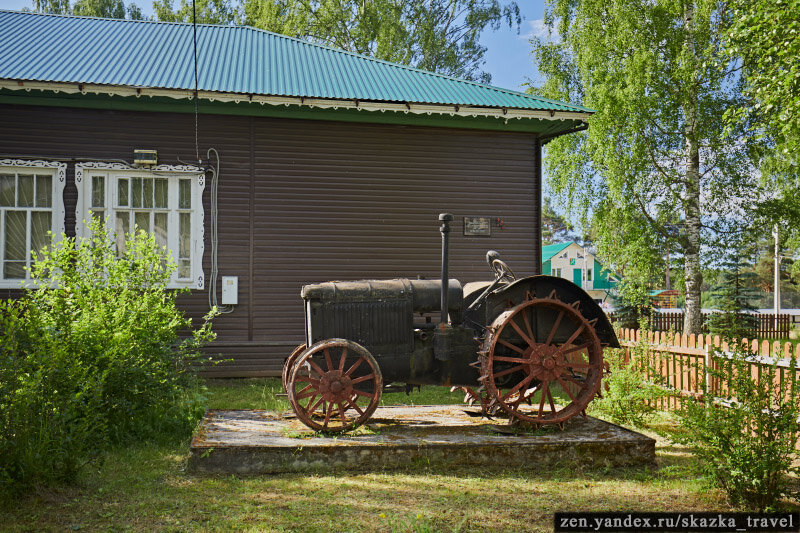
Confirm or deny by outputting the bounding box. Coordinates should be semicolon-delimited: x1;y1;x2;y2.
665;222;676;290
583;239;588;289
666;247;671;290
774;224;781;329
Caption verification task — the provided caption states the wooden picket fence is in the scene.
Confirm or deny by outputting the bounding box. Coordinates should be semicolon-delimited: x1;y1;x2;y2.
649;312;683;332
616;328;800;412
633;312;792;339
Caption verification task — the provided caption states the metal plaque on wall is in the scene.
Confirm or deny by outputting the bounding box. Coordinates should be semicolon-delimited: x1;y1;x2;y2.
463;216;491;236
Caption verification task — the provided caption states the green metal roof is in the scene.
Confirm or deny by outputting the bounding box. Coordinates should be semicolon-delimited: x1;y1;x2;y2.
0;10;591;117
542;242;572;263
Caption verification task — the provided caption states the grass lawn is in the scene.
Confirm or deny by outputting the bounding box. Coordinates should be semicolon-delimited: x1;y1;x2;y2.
2;378;737;532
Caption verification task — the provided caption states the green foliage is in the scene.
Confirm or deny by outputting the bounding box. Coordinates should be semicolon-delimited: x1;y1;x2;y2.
531;0;763;333
31;0;144;19
610;282;654;330
154;0;520;84
725;0;800;175
153;0;237;24
0;220;215;497
592;337;664;427
706;251;760;338
541;197;577;245
674;349;800;511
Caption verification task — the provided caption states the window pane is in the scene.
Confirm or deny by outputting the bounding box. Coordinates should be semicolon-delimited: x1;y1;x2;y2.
143;178;154;209
0;174;14;206
154;212;168;250
179;212;190;258
4;211;26;262
154;179;168;208
31;211;51;262
178;260;191;279
179;179;191;209
118;178;129;207
89;209;105;225
4;261;25;279
18;174;34;207
92;175;105;207
36;175;52;208
132;178;143;208
179;212;191;279
115;211;129;256
134;211;150;233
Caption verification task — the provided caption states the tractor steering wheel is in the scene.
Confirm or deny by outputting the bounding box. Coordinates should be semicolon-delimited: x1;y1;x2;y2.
491;258;517;282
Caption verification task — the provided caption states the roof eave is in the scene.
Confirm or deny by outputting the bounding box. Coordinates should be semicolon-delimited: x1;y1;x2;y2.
0;79;593;125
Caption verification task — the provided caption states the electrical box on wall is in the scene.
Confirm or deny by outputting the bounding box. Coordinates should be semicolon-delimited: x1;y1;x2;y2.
133;149;158;166
221;276;238;305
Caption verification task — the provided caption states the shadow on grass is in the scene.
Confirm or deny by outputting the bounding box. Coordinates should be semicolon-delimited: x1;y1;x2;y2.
0;433;736;533
0;382;764;531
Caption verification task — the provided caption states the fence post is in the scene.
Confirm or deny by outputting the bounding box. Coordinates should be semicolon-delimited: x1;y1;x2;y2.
704;343;711;399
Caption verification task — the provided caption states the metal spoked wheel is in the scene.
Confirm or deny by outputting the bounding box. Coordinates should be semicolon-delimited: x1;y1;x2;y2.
480;291;604;427
287;339;383;432
282;343;307;394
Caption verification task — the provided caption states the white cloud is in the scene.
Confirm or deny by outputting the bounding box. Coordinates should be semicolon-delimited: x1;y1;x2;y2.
521;18;561;44
521;19;548;41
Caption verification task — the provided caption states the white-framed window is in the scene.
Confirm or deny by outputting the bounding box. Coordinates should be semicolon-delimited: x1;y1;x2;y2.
553;267;562;278
587;268;593;282
0;159;66;288
75;162;205;289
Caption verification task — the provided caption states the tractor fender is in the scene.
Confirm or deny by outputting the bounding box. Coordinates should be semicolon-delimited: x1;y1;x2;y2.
489;275;619;349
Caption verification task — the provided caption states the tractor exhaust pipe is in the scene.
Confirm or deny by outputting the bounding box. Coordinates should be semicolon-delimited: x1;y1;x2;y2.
439;213;454;324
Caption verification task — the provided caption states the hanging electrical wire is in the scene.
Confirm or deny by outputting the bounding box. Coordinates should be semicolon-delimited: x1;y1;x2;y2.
206;147;234;314
190;3;230;313
192;0;200;164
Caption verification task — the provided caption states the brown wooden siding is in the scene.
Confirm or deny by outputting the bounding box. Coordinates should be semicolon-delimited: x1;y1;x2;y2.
0;103;540;377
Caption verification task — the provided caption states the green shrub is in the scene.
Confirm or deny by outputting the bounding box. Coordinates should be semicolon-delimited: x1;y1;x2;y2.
0;220;215;497
706;250;759;338
0;299;96;489
591;340;665;427
673;348;800;511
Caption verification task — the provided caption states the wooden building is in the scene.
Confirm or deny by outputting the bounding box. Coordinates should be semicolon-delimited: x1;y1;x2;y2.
0;10;592;376
649;290;680;310
541;242;618;305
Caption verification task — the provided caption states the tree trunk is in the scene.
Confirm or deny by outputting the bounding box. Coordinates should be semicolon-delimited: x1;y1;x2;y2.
683;143;703;334
682;1;703;335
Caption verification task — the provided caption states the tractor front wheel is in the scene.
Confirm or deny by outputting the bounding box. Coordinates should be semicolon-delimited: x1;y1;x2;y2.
282;343;307;393
287;339;383;432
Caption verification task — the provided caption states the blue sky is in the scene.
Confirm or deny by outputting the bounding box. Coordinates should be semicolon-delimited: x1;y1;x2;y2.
0;0;548;92
481;1;548;91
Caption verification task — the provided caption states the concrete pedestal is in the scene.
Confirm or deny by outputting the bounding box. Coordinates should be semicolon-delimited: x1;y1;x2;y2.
189;405;655;475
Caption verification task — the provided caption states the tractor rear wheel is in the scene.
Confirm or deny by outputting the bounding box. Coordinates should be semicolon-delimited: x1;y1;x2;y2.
287;339;383;432
480;291;604;427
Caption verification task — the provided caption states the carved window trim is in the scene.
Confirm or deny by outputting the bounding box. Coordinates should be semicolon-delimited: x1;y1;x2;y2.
75;162;206;289
0;159;67;288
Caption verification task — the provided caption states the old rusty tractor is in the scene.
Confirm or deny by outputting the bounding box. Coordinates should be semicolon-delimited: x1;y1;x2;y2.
283;214;619;432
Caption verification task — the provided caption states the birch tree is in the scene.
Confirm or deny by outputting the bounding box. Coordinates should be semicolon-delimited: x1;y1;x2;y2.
726;0;800;176
532;0;759;334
